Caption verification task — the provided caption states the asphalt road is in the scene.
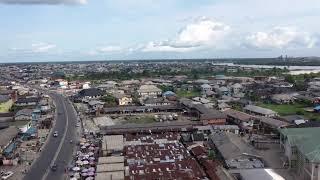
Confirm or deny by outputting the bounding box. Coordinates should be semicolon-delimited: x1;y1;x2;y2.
24;92;78;180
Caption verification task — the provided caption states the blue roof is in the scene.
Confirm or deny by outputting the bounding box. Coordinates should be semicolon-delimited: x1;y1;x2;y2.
4;142;16;154
163;91;176;96
25;127;37;135
314;106;320;110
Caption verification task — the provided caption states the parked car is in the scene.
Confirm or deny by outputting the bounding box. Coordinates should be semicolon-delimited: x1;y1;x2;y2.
53;131;58;137
1;171;13;180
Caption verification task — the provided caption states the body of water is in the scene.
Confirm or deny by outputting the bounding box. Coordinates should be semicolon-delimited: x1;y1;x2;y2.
212;63;320;75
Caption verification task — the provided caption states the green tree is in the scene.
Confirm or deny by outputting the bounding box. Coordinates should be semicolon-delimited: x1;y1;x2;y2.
284;75;295;84
208;150;216;160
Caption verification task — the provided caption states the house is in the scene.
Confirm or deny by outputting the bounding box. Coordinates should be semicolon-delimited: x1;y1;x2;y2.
231;83;242;94
280;115;307;125
114;94;132;106
143;97;171;106
244;105;278;117
179;98;226;125
218;87;230;96
78;88;105;99
15;97;40;107
0;113;14;123
201;84;212;93
279;127;320;180
271;94;295;104
88;100;105;110
217;102;230;111
199;108;227;125
137;85;162;97
15;109;34;121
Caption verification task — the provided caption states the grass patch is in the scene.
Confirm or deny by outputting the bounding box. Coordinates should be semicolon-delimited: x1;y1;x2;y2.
176;90;201;98
0;100;13;113
257;103;306;116
123;115;156;124
257;102;320;121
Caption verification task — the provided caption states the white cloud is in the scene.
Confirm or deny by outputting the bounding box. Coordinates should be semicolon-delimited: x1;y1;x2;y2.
31;42;56;53
87;45;124;56
97;46;122;53
246;27;317;49
10;42;56;54
142;17;230;52
0;0;87;5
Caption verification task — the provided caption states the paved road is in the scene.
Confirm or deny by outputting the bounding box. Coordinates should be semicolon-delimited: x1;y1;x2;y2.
24;92;78;180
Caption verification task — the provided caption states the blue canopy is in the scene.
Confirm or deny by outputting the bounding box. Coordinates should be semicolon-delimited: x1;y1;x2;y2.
314;106;320;111
4;142;16;155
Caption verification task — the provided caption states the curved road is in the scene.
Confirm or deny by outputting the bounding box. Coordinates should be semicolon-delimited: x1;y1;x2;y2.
24;92;78;180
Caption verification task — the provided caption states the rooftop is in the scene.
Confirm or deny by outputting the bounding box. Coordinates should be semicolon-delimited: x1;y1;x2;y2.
279;127;320;163
244;105;277;115
103;135;124;151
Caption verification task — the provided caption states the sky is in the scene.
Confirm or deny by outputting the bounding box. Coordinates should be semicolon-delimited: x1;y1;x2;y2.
1;0;320;62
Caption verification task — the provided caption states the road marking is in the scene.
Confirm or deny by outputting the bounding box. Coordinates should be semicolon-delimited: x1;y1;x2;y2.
42;95;69;180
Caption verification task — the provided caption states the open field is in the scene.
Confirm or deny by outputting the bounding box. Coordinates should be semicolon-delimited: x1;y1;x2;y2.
122;115;156;124
176;90;201;98
258;102;320;121
0;100;13;113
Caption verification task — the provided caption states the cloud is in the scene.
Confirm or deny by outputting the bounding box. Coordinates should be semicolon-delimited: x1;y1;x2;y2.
87;45;123;55
31;42;56;53
142;17;230;52
97;46;122;53
0;0;87;5
245;27;317;49
10;42;56;54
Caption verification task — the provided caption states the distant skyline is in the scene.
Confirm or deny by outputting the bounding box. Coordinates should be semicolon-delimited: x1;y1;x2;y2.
1;0;320;62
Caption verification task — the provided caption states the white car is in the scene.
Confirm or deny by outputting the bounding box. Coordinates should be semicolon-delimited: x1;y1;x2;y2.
53;131;58;137
1;171;13;180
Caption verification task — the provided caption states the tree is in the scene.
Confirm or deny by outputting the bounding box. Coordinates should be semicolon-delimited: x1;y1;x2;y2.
284;75;295;84
100;94;117;106
208;150;216;160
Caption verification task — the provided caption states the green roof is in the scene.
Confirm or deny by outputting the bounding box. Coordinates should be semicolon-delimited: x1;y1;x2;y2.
280;127;320;163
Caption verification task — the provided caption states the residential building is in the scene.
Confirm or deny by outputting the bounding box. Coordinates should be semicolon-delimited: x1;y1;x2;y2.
78;88;105;99
137;85;162;97
88;100;105;110
143;97;171;106
114;94;132;106
15;109;34;121
271;94;296;104
15;97;40;107
280;127;320;180
201;84;212;93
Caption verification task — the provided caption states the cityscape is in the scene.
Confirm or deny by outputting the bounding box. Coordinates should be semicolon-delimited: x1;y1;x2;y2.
0;60;320;180
1;0;320;180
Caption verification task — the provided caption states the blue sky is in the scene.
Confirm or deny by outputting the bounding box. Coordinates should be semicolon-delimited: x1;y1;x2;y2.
0;0;320;62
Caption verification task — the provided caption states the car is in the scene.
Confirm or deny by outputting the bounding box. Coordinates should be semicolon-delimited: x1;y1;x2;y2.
51;164;57;171
1;171;13;180
53;131;58;137
76;123;80;127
